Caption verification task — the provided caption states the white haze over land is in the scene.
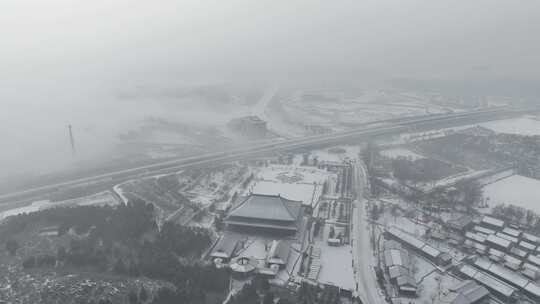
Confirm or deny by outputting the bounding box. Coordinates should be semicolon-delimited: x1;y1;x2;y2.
1;0;540;181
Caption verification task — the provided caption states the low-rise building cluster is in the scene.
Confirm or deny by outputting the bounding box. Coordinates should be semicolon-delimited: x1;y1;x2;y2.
382;240;417;296
385;226;452;267
441;280;490;304
447;215;540;302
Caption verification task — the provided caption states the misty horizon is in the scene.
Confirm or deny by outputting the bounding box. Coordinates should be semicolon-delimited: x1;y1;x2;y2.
3;2;540;304
2;0;540;181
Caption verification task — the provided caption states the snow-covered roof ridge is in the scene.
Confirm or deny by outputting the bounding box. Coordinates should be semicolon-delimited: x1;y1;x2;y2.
226;193;302;222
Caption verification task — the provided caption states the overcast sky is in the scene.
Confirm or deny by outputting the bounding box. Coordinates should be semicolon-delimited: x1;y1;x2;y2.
2;0;540;81
1;0;539;179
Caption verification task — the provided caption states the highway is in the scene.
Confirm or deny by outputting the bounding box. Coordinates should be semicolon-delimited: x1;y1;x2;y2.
0;106;530;203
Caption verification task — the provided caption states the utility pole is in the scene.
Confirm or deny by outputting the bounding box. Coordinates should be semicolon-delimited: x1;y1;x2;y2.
68;124;76;156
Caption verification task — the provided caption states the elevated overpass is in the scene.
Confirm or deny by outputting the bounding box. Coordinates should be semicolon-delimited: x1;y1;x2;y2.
0;106;532;204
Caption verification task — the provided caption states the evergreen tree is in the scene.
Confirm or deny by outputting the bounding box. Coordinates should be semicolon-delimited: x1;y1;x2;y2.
5;239;18;256
263;292;275;304
56;245;67;261
114;259;127;274
128;290;139;304
139;286;149;303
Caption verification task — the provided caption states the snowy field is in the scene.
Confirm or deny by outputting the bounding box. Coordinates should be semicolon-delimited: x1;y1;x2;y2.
146;149;180;160
480;116;540;136
414;169;487;193
407;272;461;304
0;200;52;221
389;125;477;145
56;191;120;207
476;169;515;186
278;89;454;133
0;191;120;222
380;147;424;160
483;174;540;213
315;240;355;291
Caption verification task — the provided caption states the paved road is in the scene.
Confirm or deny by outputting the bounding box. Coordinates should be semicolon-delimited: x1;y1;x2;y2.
0;107;527;203
251;85;278;122
352;161;387;304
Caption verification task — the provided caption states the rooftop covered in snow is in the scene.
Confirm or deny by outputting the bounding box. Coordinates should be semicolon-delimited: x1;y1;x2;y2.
224;193;303;233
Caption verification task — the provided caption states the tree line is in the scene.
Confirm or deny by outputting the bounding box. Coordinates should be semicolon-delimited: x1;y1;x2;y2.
492;204;540;234
228;279;343;304
2;199;230;304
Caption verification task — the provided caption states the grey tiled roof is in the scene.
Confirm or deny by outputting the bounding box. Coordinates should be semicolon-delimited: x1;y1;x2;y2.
226;194;302;222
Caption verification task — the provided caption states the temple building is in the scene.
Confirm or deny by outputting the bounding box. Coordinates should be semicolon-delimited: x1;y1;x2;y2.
227;116;268;139
224;194;303;235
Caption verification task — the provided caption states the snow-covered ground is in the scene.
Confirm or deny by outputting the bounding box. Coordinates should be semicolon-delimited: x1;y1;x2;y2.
250;85;278;123
0;191;119;222
146;149;181;160
277;243;302;285
235;236;302;284
407;272;461;304
187;214;214;229
483;174;540;213
380;147;424;160
386;124;478;145
414;169;488;193
310;150;342;162
252;181;319;206
250;165;335;206
410;254;436;281
392;217;427;237
238;238;268;261
476;168;515;186
480;116;540;136
257;165;333;184
277;89;454;135
55;191;120;207
315;240;355;291
379;196;410;211
0;200;52;221
311;145;361;163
